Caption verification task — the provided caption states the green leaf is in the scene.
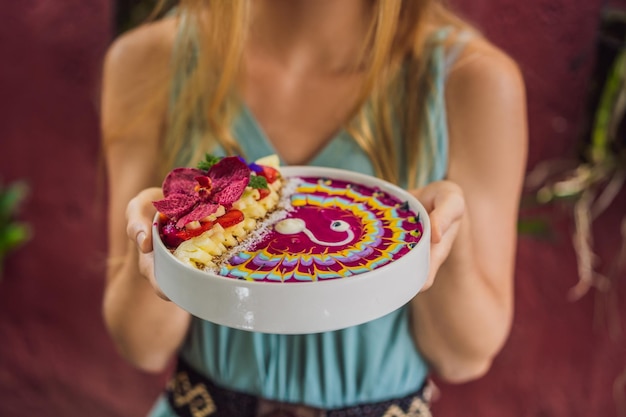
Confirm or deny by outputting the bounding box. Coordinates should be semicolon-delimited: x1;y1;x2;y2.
0;181;28;220
197;154;222;171
0;223;31;252
517;218;552;238
249;175;269;190
591;50;626;162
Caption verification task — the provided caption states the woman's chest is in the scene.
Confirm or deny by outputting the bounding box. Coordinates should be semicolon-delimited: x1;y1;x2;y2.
241;62;364;166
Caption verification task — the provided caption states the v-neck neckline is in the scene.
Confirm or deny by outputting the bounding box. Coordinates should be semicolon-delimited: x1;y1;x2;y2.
237;103;348;167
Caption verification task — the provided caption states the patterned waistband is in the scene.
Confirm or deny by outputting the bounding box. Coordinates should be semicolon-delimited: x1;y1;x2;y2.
166;357;432;417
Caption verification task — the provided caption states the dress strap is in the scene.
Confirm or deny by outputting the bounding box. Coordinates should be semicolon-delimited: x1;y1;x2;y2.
415;27;475;186
444;30;475;76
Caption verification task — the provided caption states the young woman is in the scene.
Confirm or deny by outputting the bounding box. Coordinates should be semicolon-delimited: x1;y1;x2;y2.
101;1;527;416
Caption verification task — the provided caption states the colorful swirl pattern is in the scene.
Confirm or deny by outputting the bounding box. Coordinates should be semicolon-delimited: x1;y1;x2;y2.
219;177;424;282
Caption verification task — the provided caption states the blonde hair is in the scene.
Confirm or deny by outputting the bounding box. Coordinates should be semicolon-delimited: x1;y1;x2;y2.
158;0;473;188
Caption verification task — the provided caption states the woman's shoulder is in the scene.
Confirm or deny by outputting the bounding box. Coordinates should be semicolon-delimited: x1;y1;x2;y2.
445;34;525;108
443;33;527;164
104;17;178;84
101;17;179;146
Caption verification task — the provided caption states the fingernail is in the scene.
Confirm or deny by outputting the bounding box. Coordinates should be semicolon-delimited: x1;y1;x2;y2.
136;231;146;247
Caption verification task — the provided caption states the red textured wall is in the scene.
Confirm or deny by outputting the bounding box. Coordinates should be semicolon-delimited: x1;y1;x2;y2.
438;0;626;415
0;2;165;416
1;1;625;417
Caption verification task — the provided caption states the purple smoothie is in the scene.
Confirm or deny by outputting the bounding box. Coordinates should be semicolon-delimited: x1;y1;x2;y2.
219;177;424;282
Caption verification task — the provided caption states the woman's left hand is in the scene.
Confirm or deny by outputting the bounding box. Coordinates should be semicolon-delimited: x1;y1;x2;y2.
410;180;465;290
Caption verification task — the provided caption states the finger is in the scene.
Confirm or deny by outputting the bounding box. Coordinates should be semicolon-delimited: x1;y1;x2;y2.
422;242;446;290
421;270;436;292
126;187;163;253
421;222;460;292
429;191;464;243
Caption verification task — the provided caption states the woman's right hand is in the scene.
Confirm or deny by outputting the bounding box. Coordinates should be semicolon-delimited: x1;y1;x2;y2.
125;187;170;300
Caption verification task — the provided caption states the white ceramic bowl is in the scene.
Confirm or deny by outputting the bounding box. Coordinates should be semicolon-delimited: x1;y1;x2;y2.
153;166;430;334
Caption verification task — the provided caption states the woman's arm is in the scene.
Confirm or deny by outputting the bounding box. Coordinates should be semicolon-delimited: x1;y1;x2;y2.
410;39;528;383
101;19;192;373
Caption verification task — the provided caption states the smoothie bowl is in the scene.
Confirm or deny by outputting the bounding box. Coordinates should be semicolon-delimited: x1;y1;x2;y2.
152;157;430;334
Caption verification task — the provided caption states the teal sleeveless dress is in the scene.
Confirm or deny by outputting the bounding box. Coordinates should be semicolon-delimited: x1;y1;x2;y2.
149;28;467;416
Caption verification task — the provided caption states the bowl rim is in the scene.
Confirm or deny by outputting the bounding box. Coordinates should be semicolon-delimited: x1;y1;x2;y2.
153;165;430;286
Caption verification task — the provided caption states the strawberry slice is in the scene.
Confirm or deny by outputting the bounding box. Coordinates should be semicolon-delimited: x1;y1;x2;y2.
216;209;245;228
258;166;280;184
257;188;271;200
182;221;215;239
160;220;214;247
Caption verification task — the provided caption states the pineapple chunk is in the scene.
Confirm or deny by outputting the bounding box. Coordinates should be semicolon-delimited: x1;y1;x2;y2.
203;205;226;222
233;193;268;218
242;218;257;231
269;178;283;193
229;222;248;238
260;191;279;210
185;221;201;230
174;242;215;266
255;154;280;169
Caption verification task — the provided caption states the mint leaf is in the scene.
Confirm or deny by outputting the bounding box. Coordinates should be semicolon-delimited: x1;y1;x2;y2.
197;154;222;171
249;175;269;190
